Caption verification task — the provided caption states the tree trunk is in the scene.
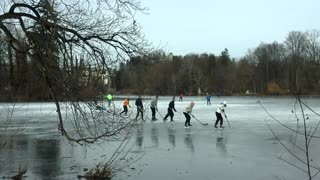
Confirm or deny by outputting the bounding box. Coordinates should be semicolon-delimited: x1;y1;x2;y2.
7;41;14;91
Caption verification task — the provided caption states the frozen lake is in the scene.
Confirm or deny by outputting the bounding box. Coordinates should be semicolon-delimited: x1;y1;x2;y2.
0;96;320;180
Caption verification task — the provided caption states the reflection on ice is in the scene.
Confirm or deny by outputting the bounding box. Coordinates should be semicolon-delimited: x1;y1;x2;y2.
135;125;144;151
167;126;176;148
184;129;194;153
1;96;320;180
151;124;159;147
216;131;227;154
0;135;62;180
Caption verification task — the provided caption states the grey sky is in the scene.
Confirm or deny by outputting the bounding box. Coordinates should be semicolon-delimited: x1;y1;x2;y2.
137;0;320;58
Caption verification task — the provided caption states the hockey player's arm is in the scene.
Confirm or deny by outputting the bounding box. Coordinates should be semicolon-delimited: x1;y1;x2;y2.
222;109;227;118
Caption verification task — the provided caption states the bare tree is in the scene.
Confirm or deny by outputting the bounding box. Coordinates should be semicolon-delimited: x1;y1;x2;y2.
0;0;150;144
253;42;286;94
304;30;320;92
0;1;151;178
305;30;320;63
284;31;308;92
259;96;320;180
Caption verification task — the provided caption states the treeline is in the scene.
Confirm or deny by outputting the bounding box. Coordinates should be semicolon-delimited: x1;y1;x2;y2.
114;30;320;96
1;29;320;101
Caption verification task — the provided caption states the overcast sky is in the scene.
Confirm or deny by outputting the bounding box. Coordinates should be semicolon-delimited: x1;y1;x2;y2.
137;0;320;58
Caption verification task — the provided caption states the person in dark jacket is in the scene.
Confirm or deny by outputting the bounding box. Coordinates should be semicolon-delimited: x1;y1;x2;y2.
163;97;177;122
135;96;144;121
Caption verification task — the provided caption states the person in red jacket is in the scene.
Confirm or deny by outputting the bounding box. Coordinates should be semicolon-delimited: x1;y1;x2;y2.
120;98;130;116
179;93;183;102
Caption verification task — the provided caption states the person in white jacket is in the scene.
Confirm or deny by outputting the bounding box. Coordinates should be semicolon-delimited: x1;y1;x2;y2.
150;96;158;121
183;102;195;128
214;101;227;128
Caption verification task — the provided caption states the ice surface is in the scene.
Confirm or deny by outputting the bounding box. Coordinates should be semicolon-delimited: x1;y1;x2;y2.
0;96;320;180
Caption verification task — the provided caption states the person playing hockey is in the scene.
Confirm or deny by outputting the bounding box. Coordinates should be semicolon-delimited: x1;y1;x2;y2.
214;101;227;128
206;93;212;106
119;98;130;116
105;93;113;107
135;96;144;121
183;101;195;128
150;96;159;121
163;97;177;122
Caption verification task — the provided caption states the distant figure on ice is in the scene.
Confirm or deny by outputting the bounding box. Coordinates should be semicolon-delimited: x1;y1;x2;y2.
214;101;227;128
163;97;177;122
206;93;212;106
150;96;159;121
183;101;195;128
216;92;221;98
94;100;106;111
105;93;113;107
135;96;144;121
119;98;130;116
179;93;183;102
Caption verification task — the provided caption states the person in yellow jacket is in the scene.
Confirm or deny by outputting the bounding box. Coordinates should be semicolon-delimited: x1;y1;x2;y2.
183;101;195;128
120;98;130;116
105;93;113;107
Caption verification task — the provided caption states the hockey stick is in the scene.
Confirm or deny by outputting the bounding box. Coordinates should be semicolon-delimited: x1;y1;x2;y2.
225;115;231;128
190;114;208;126
157;110;164;119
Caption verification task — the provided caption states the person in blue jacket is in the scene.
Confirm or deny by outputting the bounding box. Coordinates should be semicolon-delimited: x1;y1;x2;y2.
206;93;212;106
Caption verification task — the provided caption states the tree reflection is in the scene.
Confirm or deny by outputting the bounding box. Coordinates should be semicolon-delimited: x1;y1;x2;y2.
151;124;159;147
34;139;60;178
216;131;227;154
135;125;144;151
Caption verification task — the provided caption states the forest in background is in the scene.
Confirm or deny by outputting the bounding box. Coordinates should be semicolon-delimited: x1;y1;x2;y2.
0;0;319;101
115;29;320;96
1;2;320;179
